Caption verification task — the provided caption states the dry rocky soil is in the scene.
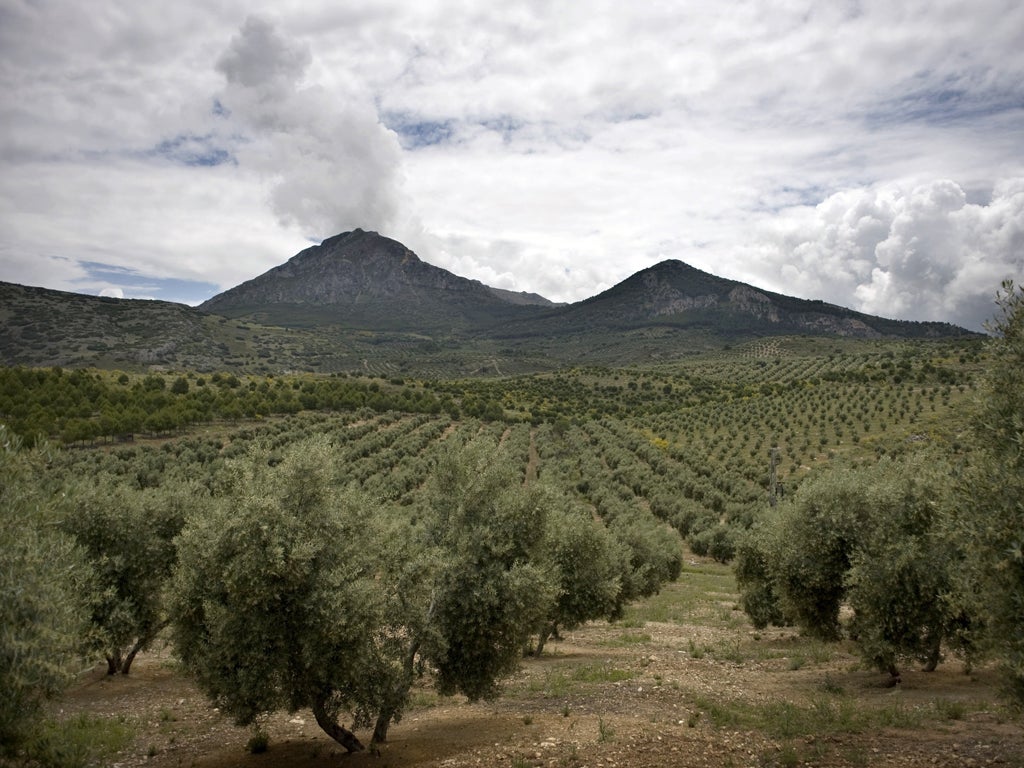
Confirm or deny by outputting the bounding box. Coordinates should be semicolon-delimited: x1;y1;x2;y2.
58;559;1024;768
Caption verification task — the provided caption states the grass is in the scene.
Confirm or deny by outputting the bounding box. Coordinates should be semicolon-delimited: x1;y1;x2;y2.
622;561;738;627
246;729;270;754
526;662;638;697
690;691;992;741
598;631;652;647
408;687;441;709
25;713;135;768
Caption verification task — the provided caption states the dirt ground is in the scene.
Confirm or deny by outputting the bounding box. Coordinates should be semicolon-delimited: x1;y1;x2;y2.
58;578;1024;768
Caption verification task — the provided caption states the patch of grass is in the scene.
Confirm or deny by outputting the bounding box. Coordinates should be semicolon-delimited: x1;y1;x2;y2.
690;691;965;740
246;729;270;754
931;697;969;721
819;675;845;695
598;631;652;647
26;713;134;768
526;662;637;698
873;701;924;729
597;718;615;743
573;663;636;684
710;639;746;664
408;688;440;709
623;562;739;627
803;639;836;664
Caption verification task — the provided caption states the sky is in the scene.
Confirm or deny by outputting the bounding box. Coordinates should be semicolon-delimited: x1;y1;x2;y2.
1;1;1023;332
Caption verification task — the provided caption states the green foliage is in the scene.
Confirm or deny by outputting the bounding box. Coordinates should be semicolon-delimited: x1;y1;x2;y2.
420;439;556;701
607;512;683;603
61;477;192;673
169;437;381;751
755;463;873;640
170;435;561;752
738;452;969;675
733;527;787;630
958;280;1024;700
534;502;628;652
0;427;91;753
843;454;964;675
22;712;134;768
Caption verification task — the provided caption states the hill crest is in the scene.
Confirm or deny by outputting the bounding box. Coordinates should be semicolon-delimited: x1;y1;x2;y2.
1;231;980;374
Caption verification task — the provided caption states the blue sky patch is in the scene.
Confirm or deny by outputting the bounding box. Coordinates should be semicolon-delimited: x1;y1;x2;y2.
147;133;235;167
383;114;457;148
863;80;1024;129
79;262;220;306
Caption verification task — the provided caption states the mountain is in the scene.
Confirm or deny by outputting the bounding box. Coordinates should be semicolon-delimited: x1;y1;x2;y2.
199;229;545;332
1;231;980;375
504;259;967;339
202;232;969;342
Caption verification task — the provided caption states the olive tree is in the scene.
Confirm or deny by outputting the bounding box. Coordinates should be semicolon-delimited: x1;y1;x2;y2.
170;435;556;753
607;511;683;603
959;280;1024;700
532;502;628;656
737;453;967;677
61;477;191;674
0;428;91;753
374;437;555;741
734;526;787;630
842;454;965;677
170;437;379;753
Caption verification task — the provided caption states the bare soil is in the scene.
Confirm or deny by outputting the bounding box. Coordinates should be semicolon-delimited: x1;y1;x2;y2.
58;576;1024;768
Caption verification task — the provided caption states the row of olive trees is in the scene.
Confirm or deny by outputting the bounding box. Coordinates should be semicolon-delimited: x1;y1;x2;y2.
170;434;681;752
734;452;972;678
736;281;1024;696
0;428;197;759
0;425;683;758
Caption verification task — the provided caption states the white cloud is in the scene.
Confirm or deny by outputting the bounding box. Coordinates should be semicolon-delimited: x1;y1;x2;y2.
214;15;407;239
1;1;1023;330
744;180;1024;331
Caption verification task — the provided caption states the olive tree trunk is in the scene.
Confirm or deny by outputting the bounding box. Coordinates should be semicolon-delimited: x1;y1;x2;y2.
312;696;365;753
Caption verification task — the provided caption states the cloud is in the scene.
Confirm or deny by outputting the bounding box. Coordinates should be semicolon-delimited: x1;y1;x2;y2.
216;16;311;89
0;2;1022;332
213;15;407;239
747;179;1024;331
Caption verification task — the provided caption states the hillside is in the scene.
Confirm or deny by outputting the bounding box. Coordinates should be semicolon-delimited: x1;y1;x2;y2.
199;229;545;333
0;230;980;375
491;259;970;340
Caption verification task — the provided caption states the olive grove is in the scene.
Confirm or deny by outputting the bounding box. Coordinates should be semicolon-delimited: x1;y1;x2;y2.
168;434;661;752
736;281;1024;689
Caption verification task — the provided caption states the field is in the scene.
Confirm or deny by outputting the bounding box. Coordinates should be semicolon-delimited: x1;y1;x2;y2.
59;557;1023;768
5;336;984;561
9;334;1020;767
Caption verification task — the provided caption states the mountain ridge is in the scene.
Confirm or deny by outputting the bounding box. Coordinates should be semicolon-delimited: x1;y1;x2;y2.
199;229;549;332
1;230;981;375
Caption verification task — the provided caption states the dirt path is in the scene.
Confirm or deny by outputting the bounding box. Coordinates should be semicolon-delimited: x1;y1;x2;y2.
63;627;1024;768
56;563;1024;768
